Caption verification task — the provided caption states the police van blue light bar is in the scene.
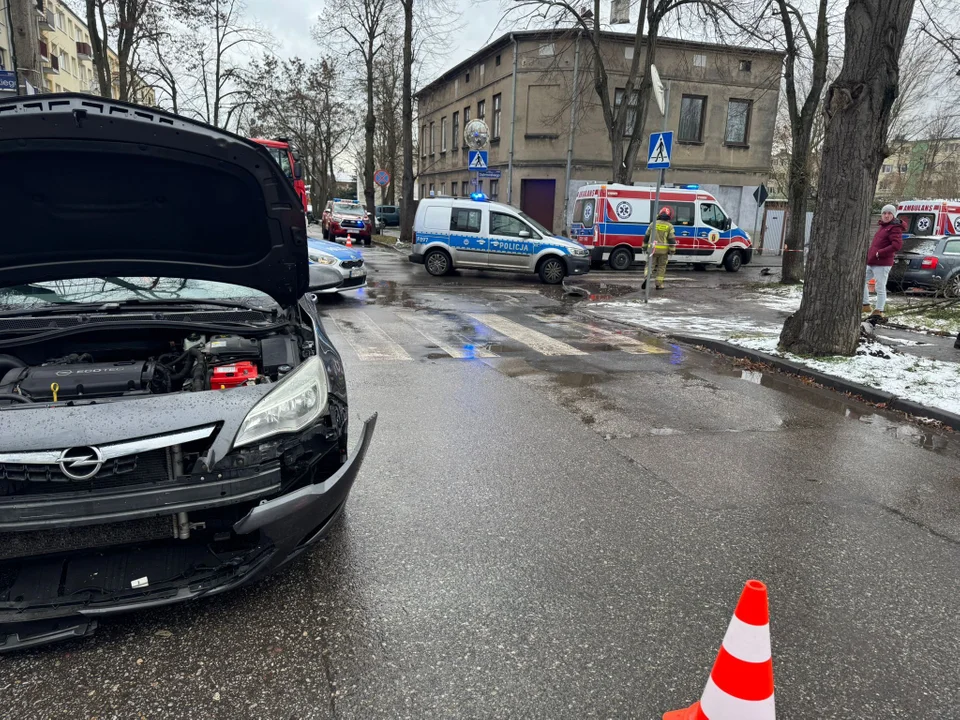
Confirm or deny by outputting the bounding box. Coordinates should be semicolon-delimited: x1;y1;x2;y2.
681;184;700;190
470;192;488;201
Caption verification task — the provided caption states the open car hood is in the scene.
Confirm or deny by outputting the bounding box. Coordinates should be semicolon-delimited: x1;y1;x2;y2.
0;94;308;306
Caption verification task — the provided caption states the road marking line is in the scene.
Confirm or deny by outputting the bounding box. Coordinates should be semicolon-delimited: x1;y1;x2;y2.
394;310;498;358
469;314;587;356
329;311;412;361
528;314;668;354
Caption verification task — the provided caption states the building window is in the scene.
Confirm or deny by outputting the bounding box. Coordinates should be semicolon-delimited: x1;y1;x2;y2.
452;111;459;153
496;54;501;66
452;182;458;197
490;179;499;201
614;88;640;137
693;54;706;68
739;60;752;72
477;180;483;193
56;11;65;30
0;49;6;70
725;99;752;145
421;183;426;198
462;181;469;196
899;164;908;173
539;43;555;56
479;63;485;81
440;182;446;195
429;183;435;196
492;94;502;138
429;121;435;155
882;165;893;174
463;107;470;147
421;125;427;158
465;72;470;83
441;116;447;152
477;99;485;120
625;47;634;60
679;95;707;143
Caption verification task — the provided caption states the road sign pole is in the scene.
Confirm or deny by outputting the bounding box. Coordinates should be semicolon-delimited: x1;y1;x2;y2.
646;168;665;304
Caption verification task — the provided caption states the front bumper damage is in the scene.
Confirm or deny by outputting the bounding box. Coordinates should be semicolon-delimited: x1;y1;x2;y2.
0;415;377;653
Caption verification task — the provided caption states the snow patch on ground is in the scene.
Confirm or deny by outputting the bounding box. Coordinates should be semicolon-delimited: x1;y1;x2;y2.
731;337;960;416
886;311;960;336
750;285;804;313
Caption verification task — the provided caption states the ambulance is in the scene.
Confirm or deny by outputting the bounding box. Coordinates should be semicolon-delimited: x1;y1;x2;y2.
895;200;960;237
570;184;754;272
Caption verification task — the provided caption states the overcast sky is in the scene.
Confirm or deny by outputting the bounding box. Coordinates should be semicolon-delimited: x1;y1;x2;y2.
243;0;509;83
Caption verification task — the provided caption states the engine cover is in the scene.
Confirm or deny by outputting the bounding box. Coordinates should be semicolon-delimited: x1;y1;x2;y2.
9;361;155;401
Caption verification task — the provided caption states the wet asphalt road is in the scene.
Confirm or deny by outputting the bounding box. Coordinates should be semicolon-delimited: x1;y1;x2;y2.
5;245;960;719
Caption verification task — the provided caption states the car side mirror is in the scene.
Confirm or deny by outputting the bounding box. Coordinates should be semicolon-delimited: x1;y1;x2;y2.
518;230;531;238
308;264;343;292
294;162;303;180
723;218;732;231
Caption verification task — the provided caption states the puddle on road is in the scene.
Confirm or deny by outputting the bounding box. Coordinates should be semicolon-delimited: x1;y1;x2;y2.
539;281;640;303
553;372;601;388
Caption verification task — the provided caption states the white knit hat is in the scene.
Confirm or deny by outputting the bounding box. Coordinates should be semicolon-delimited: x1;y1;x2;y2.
881;204;897;215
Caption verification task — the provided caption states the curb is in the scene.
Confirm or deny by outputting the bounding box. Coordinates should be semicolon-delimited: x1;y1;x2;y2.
668;333;960;432
370;236;409;252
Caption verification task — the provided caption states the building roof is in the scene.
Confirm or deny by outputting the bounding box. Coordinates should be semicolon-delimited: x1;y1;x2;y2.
415;28;785;99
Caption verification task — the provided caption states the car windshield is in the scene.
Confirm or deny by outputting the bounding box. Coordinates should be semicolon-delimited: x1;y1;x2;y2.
518;211;552;236
0;277;276;311
900;238;939;255
334;203;364;216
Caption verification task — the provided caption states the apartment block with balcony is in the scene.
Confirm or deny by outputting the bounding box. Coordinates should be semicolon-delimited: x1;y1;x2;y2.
415;30;784;235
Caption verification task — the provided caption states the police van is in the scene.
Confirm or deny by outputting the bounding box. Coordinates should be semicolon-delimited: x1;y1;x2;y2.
571;184;754;272
410;194;591;284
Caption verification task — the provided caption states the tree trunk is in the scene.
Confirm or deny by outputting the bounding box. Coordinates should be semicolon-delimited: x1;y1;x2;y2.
780;0;916;356
9;0;42;94
364;49;376;224
86;0;112;97
399;0;414;244
781;132;811;283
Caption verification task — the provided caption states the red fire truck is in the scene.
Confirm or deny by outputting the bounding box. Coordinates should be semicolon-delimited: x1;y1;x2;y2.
249;137;309;215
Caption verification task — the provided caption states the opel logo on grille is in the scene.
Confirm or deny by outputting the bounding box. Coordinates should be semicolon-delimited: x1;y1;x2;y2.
57;446;104;481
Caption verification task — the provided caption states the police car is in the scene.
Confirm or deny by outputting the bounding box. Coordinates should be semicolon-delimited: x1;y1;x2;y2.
307;237;367;293
410;194;591;284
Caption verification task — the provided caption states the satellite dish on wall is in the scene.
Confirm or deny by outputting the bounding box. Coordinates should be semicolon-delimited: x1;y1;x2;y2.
650;64;665;116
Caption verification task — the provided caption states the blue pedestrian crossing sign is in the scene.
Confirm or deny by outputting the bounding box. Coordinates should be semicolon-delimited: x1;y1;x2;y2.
468;150;488;170
647;131;673;169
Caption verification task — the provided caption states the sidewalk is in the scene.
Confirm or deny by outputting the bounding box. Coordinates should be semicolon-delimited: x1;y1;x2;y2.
582;283;960;427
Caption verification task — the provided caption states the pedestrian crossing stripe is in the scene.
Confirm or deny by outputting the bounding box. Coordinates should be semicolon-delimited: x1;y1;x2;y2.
321;309;665;361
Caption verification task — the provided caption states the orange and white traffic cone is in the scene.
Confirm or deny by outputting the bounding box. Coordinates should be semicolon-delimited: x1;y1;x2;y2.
868;278;876;293
345;237;353;248
663;580;775;720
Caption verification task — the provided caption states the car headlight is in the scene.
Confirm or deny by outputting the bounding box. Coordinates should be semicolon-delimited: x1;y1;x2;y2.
233;356;328;448
571;246;589;257
313;255;338;265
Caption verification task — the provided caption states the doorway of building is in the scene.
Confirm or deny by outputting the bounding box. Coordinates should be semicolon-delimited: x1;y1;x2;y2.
520;179;556;232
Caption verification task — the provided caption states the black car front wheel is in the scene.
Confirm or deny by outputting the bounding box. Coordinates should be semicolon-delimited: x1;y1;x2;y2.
424;248;452;276
723;249;743;273
608;247;633;272
538;256;566;284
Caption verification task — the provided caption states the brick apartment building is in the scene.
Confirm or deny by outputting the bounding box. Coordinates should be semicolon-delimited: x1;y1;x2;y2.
415;30;784;235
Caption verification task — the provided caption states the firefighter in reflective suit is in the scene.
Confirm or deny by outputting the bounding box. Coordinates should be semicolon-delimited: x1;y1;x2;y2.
643;207;677;290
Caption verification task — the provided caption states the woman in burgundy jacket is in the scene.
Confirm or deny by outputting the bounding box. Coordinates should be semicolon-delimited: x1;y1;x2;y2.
863;204;904;318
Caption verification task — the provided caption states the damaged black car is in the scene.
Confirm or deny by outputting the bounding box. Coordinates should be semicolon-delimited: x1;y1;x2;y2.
0;94;376;651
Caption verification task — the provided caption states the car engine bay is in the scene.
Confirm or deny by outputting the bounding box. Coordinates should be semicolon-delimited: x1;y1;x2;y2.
0;329;313;405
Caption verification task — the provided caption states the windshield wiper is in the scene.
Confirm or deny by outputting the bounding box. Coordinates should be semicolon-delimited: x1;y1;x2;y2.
0;297;274;318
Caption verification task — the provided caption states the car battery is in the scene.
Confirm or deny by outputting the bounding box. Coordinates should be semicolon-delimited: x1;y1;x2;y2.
211;361;258;389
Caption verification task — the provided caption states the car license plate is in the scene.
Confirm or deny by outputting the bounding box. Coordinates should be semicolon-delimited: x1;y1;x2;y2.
346;228;359;235
349;269;364;278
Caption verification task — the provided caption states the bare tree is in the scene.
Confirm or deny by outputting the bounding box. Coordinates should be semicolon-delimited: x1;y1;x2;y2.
317;0;394;223
510;0;744;182
244;55;358;210
374;35;403;205
780;0;917;356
